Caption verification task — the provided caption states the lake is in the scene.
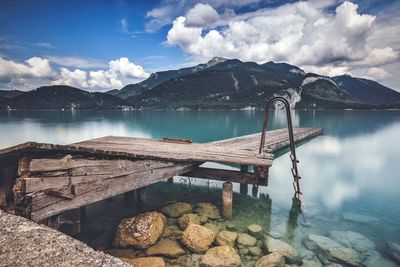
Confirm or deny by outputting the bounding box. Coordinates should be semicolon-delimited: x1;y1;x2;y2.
1;110;400;266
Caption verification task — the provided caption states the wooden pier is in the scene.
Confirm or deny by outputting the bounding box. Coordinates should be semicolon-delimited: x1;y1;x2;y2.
0;127;322;227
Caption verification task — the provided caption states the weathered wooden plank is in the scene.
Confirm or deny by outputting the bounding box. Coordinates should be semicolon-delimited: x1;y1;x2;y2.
212;128;323;152
184;167;267;185
28;161;194;221
72;136;273;167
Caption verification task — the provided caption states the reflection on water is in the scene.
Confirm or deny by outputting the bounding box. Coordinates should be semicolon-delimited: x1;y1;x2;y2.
1;110;400;265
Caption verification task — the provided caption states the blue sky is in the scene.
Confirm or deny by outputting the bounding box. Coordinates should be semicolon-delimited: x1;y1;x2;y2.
0;0;399;91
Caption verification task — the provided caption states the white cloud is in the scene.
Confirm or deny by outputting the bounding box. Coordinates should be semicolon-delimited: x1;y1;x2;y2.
165;1;399;88
0;57;54;78
358;47;399;67
109;57;149;79
145;0;264;32
185;4;219;27
51;57;149;90
32;42;56;49
364;67;389;80
46;56;107;69
52;68;88;88
89;70;123;89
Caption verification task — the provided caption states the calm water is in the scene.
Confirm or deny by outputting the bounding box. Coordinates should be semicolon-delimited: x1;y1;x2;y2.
1;110;400;266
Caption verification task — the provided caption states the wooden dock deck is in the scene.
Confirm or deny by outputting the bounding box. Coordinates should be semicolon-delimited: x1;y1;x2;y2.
0;127;322;223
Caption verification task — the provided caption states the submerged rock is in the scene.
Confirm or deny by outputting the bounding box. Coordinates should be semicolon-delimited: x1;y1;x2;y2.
121;256;165;267
304;234;360;266
162;226;173;238
181;224;216;253
113;212;166;249
237;233;257;247
249;246;262;256
386;241;400;264
195;203;222;219
248;224;263;239
204;223;221;234
200;246;241;267
302;259;322;267
255;252;285;267
177;213;201;230
105;248;136;259
364;250;398;267
160;202;193;218
264;236;298;262
330;231;375;254
215;230;238;247
342;213;380;223
146;239;186;258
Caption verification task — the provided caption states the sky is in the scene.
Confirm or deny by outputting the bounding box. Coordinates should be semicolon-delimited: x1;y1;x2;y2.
0;0;399;92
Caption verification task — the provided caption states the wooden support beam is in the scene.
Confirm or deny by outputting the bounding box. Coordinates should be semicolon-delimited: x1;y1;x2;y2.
46;209;81;236
240;165;249;195
137;187;147;212
15;156;194;222
222;181;233;220
252;185;259;197
184;167;267;185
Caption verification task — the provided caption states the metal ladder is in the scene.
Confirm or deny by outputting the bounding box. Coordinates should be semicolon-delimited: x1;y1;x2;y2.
258;96;302;206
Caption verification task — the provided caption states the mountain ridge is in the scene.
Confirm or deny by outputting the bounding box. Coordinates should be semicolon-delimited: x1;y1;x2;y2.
1;58;399;110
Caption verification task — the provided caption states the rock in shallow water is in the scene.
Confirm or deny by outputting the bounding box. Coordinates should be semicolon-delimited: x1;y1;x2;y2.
121;256;165;267
342;213;380;223
237;233;257;247
364;250;398;267
200;246;241;267
181;224;216;253
249;246;262;256
255;252;285;267
204;223;221;234
248;224;263;239
195;203;222;219
160;202;193;218
215;230;238;247
302;259;322;267
113;212;166;249
304;234;360;266
386;241;400;265
264;236;298;262
177;213;201;230
329;230;375;254
146;239;186;258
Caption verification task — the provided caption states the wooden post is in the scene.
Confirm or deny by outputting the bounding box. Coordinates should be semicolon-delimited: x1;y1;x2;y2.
13;157;31;218
47;209;81;236
252;184;259;197
240;165;248;195
137;187;147;212
222;181;233;220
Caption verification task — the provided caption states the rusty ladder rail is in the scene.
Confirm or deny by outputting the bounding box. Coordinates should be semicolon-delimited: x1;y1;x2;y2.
259;96;303;205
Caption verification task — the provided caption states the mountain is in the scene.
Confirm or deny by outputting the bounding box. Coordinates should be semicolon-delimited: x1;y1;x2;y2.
0;85;133;110
0;90;24;98
333;75;400;105
122;57;400;109
112;57;230;99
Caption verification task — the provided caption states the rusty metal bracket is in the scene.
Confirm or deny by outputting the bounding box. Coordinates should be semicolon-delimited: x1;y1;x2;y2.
259;96;302;204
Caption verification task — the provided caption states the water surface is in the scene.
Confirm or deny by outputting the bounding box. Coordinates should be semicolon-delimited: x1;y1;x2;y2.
1;110;399;266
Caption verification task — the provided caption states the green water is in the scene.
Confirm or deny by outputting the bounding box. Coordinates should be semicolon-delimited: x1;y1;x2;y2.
1;110;400;266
